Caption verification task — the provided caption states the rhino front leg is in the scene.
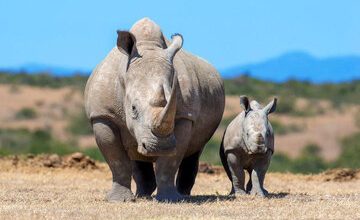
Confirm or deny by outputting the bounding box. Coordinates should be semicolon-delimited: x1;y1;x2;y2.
155;119;192;202
227;152;246;196
250;157;270;197
92;119;134;202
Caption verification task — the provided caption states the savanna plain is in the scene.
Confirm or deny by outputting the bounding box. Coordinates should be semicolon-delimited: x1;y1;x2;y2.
1;73;360;219
0;154;360;219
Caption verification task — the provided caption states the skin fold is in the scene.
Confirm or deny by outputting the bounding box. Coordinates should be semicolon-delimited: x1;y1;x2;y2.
84;18;224;202
220;96;277;198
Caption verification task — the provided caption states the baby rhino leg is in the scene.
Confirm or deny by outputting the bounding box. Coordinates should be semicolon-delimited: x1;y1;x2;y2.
227;152;246;196
250;156;271;197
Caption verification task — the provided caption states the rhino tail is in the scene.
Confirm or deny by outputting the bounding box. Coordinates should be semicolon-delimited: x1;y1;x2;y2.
219;131;232;182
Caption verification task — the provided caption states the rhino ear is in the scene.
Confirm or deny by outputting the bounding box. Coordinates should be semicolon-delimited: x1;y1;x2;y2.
264;98;277;115
166;33;183;62
240;96;251;114
117;30;135;56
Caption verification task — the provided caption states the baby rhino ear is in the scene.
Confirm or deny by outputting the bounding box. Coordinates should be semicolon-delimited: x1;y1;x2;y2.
264;98;277;115
240;96;251;113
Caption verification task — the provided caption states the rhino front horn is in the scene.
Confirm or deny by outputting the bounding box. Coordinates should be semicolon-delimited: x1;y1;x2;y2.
152;74;178;137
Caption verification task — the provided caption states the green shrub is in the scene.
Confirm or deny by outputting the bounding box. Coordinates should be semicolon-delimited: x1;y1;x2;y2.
291;144;328;173
0;128;76;157
0;72;88;89
269;144;329;174
220;115;236;128
67;110;92;135
271;120;303;135
15;108;37;119
335;132;360;168
200;138;222;165
268;154;293;172
82;147;105;162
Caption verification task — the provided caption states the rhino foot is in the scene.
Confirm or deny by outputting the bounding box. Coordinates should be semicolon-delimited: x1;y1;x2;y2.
155;190;185;202
250;188;268;198
234;190;247;198
106;182;135;202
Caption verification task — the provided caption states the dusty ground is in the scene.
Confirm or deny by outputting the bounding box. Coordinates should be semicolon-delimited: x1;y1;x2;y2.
1;154;360;219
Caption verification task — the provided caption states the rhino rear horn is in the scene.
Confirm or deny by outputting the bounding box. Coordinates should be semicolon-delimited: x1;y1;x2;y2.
166;34;183;62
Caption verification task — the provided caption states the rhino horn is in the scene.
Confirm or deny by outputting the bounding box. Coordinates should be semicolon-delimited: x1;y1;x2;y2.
166;34;183;62
152;74;178;137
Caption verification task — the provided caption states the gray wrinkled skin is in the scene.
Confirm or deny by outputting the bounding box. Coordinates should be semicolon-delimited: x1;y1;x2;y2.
84;18;225;202
220;96;277;197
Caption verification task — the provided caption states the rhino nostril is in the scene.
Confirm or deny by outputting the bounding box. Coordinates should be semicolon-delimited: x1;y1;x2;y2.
142;143;147;150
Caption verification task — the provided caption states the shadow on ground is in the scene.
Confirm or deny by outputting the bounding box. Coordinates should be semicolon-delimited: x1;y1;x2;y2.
152;192;290;204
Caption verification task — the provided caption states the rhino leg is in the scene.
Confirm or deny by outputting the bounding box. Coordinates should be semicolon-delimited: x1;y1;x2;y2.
245;169;252;193
176;150;201;195
249;156;271;197
155;119;192;202
226;152;246;196
92;119;134;202
132;161;156;198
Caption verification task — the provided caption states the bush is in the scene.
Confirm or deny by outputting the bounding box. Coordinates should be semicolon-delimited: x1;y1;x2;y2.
200;138;222;165
269;144;329;174
82;147;105;162
15;108;37;119
335;132;360;168
271;120;303;135
67;110;92;135
0;72;88;89
0;128;78;157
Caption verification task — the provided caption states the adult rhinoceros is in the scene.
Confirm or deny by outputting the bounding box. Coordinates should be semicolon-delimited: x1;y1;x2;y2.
84;18;224;202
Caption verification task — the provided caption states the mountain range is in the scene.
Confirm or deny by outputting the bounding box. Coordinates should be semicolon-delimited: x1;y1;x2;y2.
1;51;360;83
222;51;360;83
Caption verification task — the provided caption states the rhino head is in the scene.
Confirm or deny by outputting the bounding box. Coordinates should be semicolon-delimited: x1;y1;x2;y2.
116;19;183;156
240;96;277;154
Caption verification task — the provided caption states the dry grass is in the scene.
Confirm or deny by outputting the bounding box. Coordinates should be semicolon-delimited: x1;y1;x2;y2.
1;157;360;219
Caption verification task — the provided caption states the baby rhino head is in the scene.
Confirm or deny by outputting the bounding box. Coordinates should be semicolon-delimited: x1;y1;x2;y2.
240;96;277;154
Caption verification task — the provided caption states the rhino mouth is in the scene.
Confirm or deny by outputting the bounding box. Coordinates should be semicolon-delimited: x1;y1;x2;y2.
137;135;176;156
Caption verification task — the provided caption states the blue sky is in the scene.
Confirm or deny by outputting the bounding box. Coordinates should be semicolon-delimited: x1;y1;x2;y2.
0;0;359;72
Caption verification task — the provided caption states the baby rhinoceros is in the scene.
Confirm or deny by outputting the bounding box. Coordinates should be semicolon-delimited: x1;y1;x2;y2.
220;96;277;197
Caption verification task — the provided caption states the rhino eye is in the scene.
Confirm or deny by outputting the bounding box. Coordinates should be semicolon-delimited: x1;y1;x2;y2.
131;105;139;119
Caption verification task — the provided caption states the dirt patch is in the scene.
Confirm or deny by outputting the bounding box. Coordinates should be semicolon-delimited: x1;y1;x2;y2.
5;152;99;170
306;168;360;182
198;162;223;174
316;168;360;182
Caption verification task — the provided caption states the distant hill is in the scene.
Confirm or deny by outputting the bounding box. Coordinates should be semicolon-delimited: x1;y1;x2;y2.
222;51;360;83
0;63;90;76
